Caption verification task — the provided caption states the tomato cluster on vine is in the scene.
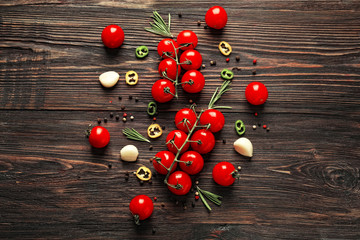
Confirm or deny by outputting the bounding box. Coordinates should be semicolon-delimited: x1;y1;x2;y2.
152;30;205;103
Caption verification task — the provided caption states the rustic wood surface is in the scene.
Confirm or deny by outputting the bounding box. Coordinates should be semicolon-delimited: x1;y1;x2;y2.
0;0;359;239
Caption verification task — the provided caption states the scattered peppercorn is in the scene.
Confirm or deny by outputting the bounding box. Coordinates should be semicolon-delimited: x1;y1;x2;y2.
238;166;242;170
149;180;152;184
253;125;257;130
195;192;199;196
104;117;108;123
110;112;114;118
108;163;112;169
204;25;208;29
130;115;134;120
149;145;153;150
183;205;187;210
195;180;199;185
210;60;216;66
154;197;157;201
162;125;166;130
197;20;201;26
223;139;226;144
195;195;200;200
123;113;127;117
254;112;258;116
178;13;182;17
189;99;193;103
201;64;206;69
129;95;133;100
236;56;240;62
161;203;165;207
253;59;257;65
140;180;144;185
97;118;101;124
258;123;261;126
267;127;270;131
226;58;230;62
135;98;139;102
118;96;122;100
263;124;267;129
191;202;195;208
121;105;126;110
122;117;127;122
115;115;120;120
152;228;156;234
252;70;257;75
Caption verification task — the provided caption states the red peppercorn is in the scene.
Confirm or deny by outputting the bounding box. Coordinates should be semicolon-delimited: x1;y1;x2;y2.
263;124;267;129
153;117;157;121
226;58;230;62
253;59;257;65
254;112;258;116
123;113;127;117
195;195;200;200
154;197;157;201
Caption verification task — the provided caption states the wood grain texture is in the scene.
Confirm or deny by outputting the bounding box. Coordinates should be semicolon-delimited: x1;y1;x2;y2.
0;1;359;239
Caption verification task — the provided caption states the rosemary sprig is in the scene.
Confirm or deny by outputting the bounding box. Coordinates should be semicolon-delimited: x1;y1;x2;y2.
208;80;232;109
197;186;222;212
144;11;173;38
123;128;150;143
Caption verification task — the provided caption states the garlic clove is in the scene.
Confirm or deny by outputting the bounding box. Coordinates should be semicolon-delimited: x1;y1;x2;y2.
120;145;139;162
233;137;253;157
99;71;119;88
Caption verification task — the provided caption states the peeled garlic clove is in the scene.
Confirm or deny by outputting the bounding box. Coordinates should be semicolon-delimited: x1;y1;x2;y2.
99;71;119;88
120;145;139;162
234;137;253;157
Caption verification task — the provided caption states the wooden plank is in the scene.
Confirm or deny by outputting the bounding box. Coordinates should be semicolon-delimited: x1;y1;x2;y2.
0;110;359;239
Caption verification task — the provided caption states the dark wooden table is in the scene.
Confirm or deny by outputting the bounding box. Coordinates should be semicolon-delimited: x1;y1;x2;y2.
1;1;359;239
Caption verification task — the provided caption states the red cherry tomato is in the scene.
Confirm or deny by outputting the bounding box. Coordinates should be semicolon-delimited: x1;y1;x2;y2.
199;109;225;132
177;30;198;50
157;38;179;59
153;151;177;175
205;6;228;30
179;151;204;175
167;171;192;195
245;81;268;105
151;79;175;103
181;70;205;93
179;50;202;70
212;161;238;186
129;195;154;222
190;129;215;154
88;126;110;148
174;108;197;133
101;25;125;48
166;130;190;154
158;58;181;80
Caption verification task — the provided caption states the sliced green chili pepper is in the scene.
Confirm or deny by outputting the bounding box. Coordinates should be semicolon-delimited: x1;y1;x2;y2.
147;101;157;117
235;120;245;136
135;45;149;58
221;68;234;80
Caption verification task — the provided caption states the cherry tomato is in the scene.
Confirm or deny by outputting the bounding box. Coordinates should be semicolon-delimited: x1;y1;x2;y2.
181;70;205;93
153;151;177;175
167;171;192;195
212;161;238;186
179;151;204;175
245;81;268;105
199;109;225;132
177;30;198;50
205;6;228;30
166;130;190;154
174;108;197;133
190;129;215;154
151;79;175;103
129;195;154;223
157;38;179;59
158;58;181;80
101;25;125;48
179;50;202;70
88;126;110;148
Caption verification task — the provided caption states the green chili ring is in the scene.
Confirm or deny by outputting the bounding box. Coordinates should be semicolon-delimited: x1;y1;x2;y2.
221;69;234;80
235;120;245;136
136;46;149;58
147;101;158;116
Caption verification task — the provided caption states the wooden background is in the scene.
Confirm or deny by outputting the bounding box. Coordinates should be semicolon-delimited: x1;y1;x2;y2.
1;0;359;239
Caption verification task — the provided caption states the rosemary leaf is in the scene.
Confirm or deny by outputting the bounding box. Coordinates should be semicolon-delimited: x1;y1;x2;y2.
144;11;173;38
198;190;212;211
123;128;150;143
